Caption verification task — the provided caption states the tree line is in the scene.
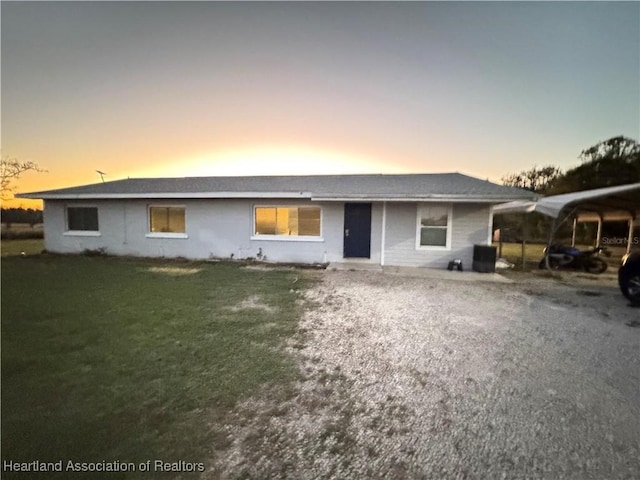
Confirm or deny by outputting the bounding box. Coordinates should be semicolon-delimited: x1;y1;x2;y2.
502;136;640;194
496;136;640;244
1;208;44;226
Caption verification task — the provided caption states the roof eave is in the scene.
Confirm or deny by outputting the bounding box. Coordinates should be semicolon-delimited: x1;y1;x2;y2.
17;191;314;200
20;192;537;202
311;194;538;203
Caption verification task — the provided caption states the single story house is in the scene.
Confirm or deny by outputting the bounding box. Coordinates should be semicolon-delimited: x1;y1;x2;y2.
18;173;536;268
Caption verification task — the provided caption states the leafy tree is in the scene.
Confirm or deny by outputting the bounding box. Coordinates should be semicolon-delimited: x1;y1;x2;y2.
580;135;639;164
548;136;640;194
1;157;47;200
501;165;562;194
498;166;562;245
498;136;640;248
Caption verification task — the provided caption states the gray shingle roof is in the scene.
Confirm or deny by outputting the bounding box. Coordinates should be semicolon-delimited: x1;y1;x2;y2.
18;173;537;201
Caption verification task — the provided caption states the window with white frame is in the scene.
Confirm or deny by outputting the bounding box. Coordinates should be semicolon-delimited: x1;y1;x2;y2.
417;205;451;248
67;207;99;231
149;206;186;233
254;206;321;237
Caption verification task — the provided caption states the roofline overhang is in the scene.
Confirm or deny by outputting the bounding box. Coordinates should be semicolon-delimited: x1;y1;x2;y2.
17;191;315;200
310;195;537;203
18;191;536;203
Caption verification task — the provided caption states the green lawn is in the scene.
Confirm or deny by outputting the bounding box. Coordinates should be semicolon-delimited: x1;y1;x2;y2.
2;252;311;478
1;238;44;256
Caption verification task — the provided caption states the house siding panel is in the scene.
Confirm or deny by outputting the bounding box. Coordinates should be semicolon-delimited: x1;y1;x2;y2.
43;199;486;267
384;202;491;268
43;199;384;264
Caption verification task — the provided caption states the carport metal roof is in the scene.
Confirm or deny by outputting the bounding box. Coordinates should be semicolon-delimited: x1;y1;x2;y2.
493;182;640;254
492;183;640;220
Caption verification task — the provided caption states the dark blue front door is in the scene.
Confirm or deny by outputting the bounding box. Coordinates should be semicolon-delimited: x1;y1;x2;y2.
343;203;372;258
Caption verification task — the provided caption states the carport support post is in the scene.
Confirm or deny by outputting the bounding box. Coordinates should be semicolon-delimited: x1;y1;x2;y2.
544;206;578;270
544;216;556;270
627;218;634;255
521;212;528;271
380;201;387;266
596;215;603;247
571;217;577;247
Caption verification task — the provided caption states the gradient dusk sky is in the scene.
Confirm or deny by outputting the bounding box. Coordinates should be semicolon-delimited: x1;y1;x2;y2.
2;1;639;207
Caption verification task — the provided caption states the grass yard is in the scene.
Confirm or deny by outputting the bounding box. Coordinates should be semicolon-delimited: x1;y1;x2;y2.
1;238;45;256
1;250;311;479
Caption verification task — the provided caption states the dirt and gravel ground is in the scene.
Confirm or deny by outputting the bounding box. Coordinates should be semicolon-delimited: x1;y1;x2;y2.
210;269;640;479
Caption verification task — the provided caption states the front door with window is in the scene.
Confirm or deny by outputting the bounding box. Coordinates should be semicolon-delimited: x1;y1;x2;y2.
343;203;372;258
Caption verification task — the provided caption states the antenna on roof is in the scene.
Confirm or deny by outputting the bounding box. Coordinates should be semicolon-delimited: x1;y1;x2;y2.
96;170;107;183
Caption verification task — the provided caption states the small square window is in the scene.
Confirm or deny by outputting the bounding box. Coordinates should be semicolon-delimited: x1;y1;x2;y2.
67;207;99;231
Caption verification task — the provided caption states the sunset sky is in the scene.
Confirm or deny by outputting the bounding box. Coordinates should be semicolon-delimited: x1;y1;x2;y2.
2;1;639;208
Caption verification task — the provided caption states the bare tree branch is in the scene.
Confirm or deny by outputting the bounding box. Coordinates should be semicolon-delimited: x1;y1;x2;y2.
501;165;562;193
1;157;47;200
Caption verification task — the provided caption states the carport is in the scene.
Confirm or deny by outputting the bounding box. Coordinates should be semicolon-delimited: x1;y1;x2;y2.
493;183;640;255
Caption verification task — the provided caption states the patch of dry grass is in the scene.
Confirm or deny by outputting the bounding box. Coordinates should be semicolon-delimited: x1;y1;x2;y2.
147;266;202;276
227;294;278;313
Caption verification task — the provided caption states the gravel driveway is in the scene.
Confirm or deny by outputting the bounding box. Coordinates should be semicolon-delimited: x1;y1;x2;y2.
212;270;640;479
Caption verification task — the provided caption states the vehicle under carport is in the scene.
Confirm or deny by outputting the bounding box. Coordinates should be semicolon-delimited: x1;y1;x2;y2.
494;182;640;304
493;182;640;256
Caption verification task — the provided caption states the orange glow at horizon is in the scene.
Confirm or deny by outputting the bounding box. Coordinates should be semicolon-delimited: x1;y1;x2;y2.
133;146;412;179
2;145;415;210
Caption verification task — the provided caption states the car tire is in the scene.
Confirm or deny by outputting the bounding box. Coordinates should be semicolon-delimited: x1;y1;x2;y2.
620;272;640;305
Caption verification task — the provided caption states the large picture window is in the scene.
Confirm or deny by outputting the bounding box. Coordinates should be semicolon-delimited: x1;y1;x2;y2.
417;205;451;249
254;206;321;237
149;206;186;233
67;207;99;231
